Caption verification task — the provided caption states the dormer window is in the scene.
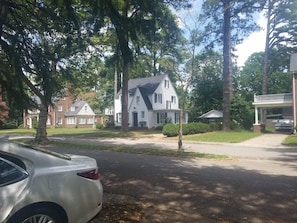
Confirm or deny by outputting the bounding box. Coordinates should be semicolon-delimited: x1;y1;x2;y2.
164;80;169;88
70;106;75;112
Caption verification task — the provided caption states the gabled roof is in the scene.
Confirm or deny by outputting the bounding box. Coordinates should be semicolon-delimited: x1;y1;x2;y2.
132;75;167;110
117;74;167;110
117;74;167;96
64;101;88;116
199;110;223;119
129;74;166;93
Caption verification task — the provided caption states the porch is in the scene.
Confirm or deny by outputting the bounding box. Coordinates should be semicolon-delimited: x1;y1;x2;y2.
252;93;293;132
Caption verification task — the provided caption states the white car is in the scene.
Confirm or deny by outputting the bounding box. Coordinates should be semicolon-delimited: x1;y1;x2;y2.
0;137;103;223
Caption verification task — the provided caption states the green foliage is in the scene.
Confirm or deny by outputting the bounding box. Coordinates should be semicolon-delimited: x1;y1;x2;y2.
231;94;254;130
163;122;211;137
210;122;222;131
189;50;223;122
162;123;179;137
32;119;38;130
96;123;103;129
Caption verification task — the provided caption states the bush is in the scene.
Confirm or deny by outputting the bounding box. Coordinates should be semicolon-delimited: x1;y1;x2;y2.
195;122;211;133
162;123;179;137
187;123;197;134
105;120;115;129
96;123;103;129
210;122;222;131
182;124;190;135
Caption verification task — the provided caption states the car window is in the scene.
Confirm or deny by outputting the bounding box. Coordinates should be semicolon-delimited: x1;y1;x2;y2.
0;158;28;187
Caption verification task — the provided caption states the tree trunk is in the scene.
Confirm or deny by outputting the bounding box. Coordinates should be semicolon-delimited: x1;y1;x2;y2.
35;101;49;144
222;0;233;131
121;59;129;132
262;0;272;126
178;108;183;152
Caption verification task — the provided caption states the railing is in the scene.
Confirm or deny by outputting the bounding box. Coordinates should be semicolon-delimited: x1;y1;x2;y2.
254;93;292;103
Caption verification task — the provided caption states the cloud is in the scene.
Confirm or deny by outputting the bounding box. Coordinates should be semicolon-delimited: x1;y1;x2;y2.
235;13;267;67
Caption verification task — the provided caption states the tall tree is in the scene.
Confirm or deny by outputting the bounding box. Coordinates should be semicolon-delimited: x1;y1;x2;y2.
189;50;224;122
262;0;297;123
89;0;191;132
201;0;265;130
0;0;86;143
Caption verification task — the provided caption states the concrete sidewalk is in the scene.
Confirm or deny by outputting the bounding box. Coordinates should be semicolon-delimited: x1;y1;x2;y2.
237;132;290;148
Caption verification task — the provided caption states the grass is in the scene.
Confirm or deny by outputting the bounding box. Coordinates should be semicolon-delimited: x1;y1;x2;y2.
183;130;262;143
0;128;161;138
3;128;281;160
45;141;231;160
282;135;297;146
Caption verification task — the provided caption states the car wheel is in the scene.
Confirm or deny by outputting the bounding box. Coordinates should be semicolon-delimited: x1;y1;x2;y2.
8;206;65;223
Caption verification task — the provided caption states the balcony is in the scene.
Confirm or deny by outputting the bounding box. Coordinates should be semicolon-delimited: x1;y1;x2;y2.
253;93;293;108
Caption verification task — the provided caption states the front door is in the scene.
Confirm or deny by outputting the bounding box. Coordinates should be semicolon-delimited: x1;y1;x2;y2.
133;112;138;127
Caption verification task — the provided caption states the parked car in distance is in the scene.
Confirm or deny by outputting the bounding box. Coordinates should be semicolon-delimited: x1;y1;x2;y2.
273;119;293;132
0;137;103;223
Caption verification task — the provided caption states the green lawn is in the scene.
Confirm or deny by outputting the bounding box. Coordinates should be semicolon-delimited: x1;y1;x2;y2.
183;131;262;143
0;128;262;143
282;135;297;146
0;128;161;138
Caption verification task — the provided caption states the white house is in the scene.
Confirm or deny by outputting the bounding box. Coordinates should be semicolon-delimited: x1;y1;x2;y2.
114;74;188;128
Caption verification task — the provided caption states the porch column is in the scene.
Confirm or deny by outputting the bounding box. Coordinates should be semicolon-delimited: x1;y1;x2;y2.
254;106;259;124
253;106;263;132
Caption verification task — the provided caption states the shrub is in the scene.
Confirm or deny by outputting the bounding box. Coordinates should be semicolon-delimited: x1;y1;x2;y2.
195;122;211;133
210;122;222;131
162;123;179;137
187;123;197;134
96;123;103;129
105;120;115;129
182;124;190;135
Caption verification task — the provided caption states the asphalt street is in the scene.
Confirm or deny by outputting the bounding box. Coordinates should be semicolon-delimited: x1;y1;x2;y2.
45;133;297;223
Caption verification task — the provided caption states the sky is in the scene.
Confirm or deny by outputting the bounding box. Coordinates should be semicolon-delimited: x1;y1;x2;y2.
235;13;266;67
175;0;267;67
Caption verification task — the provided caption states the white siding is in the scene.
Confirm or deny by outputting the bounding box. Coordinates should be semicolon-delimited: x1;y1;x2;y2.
77;103;95;115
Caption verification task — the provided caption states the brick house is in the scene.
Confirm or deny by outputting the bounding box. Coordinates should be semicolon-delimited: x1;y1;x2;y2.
24;93;97;128
252;53;297;132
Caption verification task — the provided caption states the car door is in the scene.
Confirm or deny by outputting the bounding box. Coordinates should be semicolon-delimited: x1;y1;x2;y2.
0;158;29;223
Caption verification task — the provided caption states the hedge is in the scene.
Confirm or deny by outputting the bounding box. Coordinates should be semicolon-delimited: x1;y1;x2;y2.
162;122;212;137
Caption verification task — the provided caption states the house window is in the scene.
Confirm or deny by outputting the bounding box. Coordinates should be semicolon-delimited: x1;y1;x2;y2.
136;96;140;104
84;106;88;111
67;117;75;124
58;118;63;125
164;80;169;88
175;112;179;124
166;101;171;109
116;113;122;123
79;118;86;124
157;112;167;124
87;118;94;124
141;111;145;118
154;93;162;103
70;106;75;112
58;105;62;112
171;96;176;104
